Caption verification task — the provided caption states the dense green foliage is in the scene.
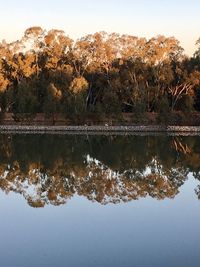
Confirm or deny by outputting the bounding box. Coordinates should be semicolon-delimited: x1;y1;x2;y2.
0;27;200;122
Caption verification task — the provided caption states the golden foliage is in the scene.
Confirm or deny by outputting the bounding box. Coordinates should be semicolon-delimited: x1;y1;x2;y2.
70;76;89;94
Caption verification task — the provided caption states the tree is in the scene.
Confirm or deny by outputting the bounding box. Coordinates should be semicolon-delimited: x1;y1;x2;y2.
168;83;194;111
44;83;62;124
194;38;200;58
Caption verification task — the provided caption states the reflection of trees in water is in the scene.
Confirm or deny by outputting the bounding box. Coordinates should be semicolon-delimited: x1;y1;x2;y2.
0;134;199;208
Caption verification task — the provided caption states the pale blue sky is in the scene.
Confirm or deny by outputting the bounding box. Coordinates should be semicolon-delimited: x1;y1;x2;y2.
0;0;199;55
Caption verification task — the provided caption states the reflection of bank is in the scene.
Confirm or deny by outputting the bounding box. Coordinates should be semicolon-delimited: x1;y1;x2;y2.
0;134;199;208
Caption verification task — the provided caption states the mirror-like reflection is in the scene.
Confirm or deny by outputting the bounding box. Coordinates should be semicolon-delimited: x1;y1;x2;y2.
0;134;200;208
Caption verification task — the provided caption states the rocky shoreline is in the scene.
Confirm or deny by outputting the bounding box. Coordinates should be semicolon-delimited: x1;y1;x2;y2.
0;125;200;135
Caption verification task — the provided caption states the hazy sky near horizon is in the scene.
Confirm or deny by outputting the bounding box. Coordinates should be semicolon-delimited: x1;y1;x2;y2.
0;0;199;55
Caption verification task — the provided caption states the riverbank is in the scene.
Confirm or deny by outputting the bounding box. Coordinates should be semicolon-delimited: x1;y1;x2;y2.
1;112;200;127
0;125;200;135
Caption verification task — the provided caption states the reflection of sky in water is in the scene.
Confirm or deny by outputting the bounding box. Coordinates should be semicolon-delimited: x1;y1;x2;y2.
0;177;200;267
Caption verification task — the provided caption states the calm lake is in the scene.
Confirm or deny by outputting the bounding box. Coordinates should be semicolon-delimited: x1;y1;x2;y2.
0;134;200;267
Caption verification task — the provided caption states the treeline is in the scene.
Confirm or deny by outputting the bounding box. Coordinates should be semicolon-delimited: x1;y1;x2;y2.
0;26;200;123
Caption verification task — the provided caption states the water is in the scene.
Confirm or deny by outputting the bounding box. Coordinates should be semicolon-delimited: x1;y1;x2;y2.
0;134;200;267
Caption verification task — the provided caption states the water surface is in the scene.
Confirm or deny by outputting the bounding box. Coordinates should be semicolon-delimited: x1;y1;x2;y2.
0;134;200;267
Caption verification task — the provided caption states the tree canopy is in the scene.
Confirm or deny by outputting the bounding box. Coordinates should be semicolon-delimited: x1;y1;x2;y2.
0;27;200;122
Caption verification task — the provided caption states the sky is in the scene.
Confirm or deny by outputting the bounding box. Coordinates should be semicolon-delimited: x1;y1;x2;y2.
0;0;199;55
